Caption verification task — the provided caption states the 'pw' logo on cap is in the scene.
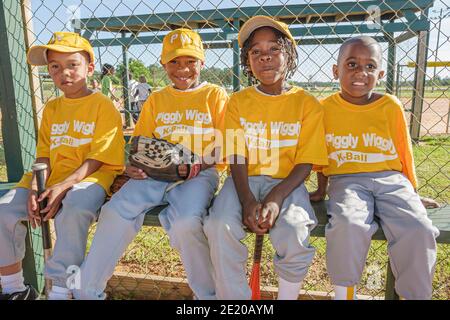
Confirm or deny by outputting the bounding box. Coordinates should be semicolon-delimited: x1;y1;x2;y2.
161;28;205;64
170;33;193;45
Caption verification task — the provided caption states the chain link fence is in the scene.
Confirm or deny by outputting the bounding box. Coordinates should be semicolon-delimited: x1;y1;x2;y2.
0;0;448;299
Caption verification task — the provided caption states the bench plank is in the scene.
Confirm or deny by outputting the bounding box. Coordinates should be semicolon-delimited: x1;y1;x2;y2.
142;202;449;243
0;183;17;197
428;206;450;244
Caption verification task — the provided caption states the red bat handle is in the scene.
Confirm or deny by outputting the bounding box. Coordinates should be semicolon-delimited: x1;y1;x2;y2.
249;234;264;300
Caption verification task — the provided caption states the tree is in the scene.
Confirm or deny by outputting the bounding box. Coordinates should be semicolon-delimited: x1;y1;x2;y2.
148;63;169;87
201;67;233;87
116;58;150;82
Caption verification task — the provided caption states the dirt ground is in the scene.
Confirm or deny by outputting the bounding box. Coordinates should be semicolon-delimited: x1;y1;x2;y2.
402;97;449;136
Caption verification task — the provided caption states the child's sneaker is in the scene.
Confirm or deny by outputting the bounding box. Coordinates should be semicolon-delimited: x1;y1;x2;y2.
0;285;39;300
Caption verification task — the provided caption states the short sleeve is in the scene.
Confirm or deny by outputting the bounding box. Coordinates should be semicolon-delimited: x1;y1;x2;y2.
224;96;247;161
394;102;418;188
294;94;329;166
86;99;125;166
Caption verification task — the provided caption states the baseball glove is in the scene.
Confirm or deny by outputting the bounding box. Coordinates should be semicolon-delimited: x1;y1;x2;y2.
128;136;203;182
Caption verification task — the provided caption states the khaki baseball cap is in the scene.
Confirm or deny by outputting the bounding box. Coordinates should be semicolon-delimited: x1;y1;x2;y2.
161;28;205;64
238;15;296;48
27;31;95;66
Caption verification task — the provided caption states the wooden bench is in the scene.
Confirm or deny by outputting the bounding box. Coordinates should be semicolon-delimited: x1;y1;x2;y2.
1;182;449;300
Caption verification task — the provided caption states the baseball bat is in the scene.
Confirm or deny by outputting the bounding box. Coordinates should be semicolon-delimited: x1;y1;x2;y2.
32;163;53;297
249;233;264;300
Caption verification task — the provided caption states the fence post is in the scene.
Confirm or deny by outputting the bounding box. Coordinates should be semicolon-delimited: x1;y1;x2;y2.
395;63;401;97
0;0;36;181
410;29;430;141
0;0;43;292
232;19;240;92
121;31;131;128
385;32;396;94
385;259;399;300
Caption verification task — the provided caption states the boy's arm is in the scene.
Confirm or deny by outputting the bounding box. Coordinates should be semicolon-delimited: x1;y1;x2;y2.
230;157;266;235
37;159;103;221
309;172;329;202
205;88;229;166
258;95;328;229
258;163;312;230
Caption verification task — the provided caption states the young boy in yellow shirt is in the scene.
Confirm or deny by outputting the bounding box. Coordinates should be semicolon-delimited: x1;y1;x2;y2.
73;28;228;300
0;32;124;300
204;16;329;299
310;36;439;300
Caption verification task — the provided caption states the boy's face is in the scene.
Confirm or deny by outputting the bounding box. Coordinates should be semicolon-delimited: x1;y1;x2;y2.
247;27;288;87
162;56;204;90
47;50;94;97
333;41;384;102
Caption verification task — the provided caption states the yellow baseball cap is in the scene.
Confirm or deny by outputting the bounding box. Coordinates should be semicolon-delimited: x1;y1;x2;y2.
238;16;296;48
161;28;205;64
27;31;95;66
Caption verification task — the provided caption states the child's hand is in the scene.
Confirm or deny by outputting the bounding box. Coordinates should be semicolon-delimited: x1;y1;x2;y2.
420;196;440;209
242;195;266;235
125;164;148;179
38;183;71;221
309;189;326;202
27;190;41;229
258;189;284;231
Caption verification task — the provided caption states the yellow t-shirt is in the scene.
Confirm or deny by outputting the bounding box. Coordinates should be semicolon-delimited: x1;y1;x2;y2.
225;86;329;179
16;92;125;194
133;82;228;170
320;92;418;188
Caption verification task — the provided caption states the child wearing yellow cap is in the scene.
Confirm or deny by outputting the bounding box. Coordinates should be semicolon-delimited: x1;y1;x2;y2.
0;32;125;300
73;28;228;300
203;16;328;299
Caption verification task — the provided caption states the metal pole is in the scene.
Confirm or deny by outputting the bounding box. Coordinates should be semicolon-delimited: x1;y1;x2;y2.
121;31;130;128
398;66;403;99
410;30;430;141
395;62;401;97
21;0;43;139
446;102;450;134
97;46;102;72
232;19;240;92
1;0;40;292
386;33;396;94
385;260;399;300
432;8;442;93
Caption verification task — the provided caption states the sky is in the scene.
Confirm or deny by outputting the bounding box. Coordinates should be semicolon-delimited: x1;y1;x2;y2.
29;0;450;82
